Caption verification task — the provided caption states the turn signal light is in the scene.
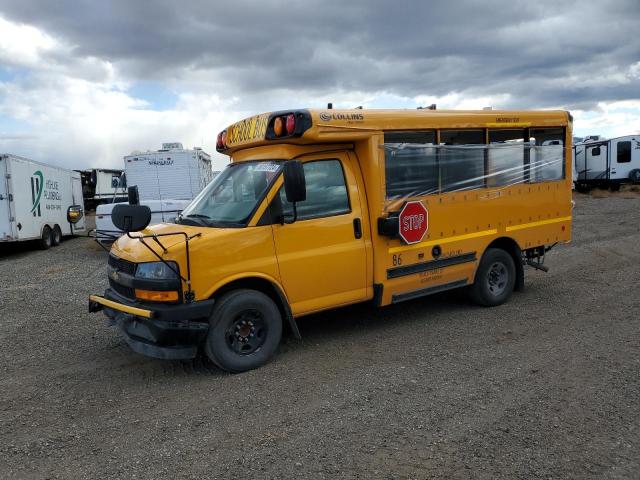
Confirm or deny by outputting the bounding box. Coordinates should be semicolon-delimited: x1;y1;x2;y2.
135;289;179;302
274;117;284;137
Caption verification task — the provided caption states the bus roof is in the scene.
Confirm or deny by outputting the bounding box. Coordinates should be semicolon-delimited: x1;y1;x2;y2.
217;108;571;154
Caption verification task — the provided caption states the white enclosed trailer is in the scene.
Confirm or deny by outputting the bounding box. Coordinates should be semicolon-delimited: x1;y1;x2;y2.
124;143;213;201
0;154;86;248
574;135;640;191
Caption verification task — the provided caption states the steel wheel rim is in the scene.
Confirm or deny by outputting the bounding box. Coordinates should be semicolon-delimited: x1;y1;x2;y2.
225;309;267;355
487;261;508;296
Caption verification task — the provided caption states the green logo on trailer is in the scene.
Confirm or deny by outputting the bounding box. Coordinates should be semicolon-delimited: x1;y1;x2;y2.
31;170;43;217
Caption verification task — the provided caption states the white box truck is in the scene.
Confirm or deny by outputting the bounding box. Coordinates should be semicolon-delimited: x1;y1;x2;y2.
0;154;86;249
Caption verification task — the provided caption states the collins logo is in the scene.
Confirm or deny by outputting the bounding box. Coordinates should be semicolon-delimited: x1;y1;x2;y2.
319;112;364;122
30;170;43;217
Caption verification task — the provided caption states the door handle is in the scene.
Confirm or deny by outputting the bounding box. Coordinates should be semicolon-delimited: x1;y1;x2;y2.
353;218;362;239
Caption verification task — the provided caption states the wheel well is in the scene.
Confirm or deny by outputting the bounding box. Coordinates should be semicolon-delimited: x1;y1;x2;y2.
484;237;524;291
212;277;296;335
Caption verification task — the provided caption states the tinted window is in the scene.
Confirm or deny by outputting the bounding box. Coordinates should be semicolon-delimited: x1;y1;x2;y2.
440;130;485;192
617;141;631;163
384;131;437;198
280;160;350;219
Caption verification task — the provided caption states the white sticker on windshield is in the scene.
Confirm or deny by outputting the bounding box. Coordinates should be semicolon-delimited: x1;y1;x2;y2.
254;163;280;172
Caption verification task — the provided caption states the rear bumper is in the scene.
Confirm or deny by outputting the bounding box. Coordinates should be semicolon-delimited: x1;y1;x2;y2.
89;289;215;360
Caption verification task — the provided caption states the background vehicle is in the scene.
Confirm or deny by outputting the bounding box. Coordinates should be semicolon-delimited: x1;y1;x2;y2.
124;143;214;201
94;199;190;242
90;108;573;372
76;168;127;210
93;144;217;242
573;135;640;191
1;154;85;248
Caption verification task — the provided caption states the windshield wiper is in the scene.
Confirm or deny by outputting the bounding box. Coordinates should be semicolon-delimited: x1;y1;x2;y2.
186;214;212;219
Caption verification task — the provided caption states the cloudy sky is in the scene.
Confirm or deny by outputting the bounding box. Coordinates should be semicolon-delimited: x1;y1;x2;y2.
0;0;639;171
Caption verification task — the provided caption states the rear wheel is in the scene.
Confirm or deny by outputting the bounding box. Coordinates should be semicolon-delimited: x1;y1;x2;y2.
51;225;62;246
39;226;52;250
609;183;621;192
469;248;516;307
204;289;282;373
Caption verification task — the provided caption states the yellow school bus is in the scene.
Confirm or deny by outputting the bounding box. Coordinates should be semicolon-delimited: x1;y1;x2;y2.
89;108;572;372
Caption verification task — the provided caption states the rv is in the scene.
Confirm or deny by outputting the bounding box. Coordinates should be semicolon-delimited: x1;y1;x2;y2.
574;135;640;191
76;168;127;210
1;154;85;249
124;143;213;201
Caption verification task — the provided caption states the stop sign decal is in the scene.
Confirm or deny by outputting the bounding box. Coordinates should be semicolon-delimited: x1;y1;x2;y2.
398;201;428;244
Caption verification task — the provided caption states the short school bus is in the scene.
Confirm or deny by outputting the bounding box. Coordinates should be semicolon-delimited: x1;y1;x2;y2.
89;108;573;372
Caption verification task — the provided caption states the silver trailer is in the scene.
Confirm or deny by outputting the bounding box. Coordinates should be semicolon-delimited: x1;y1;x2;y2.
0;154;86;249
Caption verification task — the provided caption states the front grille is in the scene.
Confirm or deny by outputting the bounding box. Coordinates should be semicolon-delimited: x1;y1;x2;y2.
108;254;136;299
108;254;137;275
109;278;135;299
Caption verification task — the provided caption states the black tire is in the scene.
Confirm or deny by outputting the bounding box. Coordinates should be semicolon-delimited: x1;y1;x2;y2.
469;248;516;307
629;169;640;183
39;225;52;250
51;225;63;246
609;183;621;192
204;289;282;373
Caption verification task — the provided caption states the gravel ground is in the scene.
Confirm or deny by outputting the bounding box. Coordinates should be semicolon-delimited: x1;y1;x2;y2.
1;195;639;479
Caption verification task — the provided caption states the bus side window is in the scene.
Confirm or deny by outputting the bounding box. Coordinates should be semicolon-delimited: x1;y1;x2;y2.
529;128;565;182
487;129;526;187
384;131;438;198
439;130;485;192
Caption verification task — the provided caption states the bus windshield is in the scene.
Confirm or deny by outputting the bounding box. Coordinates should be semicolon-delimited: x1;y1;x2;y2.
179;161;282;227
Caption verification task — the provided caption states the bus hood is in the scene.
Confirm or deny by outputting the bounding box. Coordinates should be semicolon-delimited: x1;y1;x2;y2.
111;222;236;262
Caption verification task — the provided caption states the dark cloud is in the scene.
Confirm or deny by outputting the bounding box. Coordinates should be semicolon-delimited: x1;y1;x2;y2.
1;0;639;109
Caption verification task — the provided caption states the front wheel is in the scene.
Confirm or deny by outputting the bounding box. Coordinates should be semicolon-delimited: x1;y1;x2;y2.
204;289;282;373
469;248;516;307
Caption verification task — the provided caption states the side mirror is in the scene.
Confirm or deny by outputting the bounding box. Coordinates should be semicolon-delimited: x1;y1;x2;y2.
128;185;140;205
67;205;84;224
112;204;151;232
283;161;306;203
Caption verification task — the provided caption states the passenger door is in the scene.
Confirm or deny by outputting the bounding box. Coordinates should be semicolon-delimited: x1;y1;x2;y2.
610;139;634;180
584;144;607;180
0;161;14;240
272;153;368;315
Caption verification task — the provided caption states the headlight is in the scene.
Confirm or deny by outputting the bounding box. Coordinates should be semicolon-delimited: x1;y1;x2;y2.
135;261;179;280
